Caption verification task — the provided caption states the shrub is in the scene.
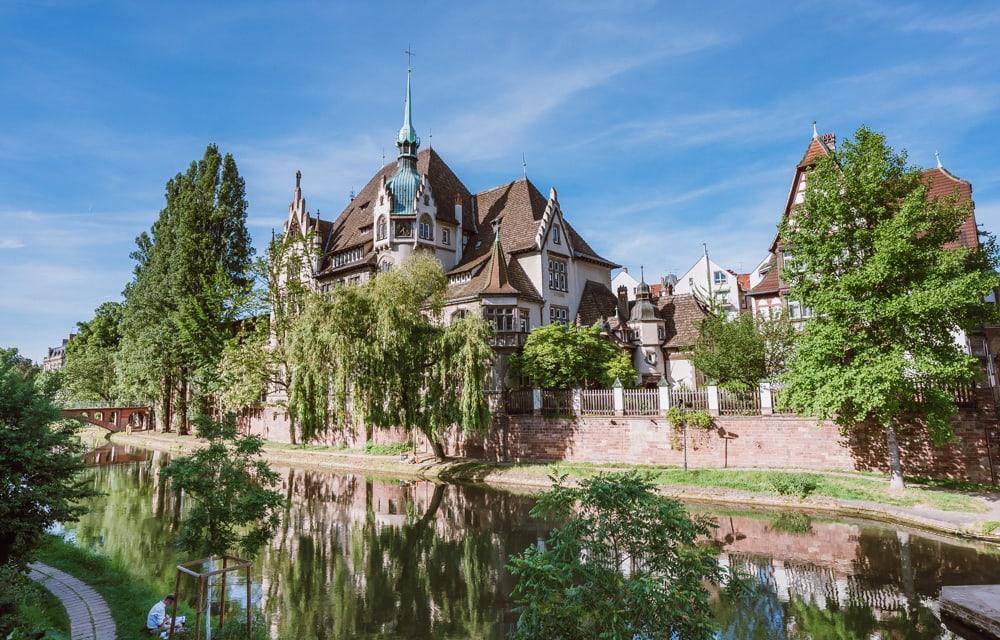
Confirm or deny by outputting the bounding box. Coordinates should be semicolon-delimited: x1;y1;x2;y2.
361;441;411;456
768;473;819;499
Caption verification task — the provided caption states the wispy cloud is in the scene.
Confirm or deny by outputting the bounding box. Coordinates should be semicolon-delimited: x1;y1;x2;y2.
0;238;24;249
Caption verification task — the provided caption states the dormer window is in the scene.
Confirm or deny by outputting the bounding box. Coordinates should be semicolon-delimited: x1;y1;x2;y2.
553;225;561;244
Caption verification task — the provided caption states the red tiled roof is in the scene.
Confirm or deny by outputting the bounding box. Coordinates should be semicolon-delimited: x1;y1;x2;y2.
735;273;751;292
656;294;709;349
748;256;780;297
921;167;978;250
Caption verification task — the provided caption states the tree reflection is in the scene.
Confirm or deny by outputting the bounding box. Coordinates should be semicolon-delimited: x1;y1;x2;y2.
63;455;1000;640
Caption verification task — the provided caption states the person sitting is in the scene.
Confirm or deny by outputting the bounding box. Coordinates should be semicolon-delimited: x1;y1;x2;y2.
146;594;176;635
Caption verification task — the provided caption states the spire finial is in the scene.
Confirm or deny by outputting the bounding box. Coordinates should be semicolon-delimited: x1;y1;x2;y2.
935;150;943;169
640;265;646;283
405;44;415;71
492;216;502;242
522;152;527;179
428;127;432;149
396;50;419;152
812;121;818;139
295;169;302;188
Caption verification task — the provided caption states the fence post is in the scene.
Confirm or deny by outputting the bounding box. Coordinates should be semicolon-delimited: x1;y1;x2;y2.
612;378;625;416
532;387;542;416
572;388;582;416
707;385;720;417
759;382;773;415
658;376;670;415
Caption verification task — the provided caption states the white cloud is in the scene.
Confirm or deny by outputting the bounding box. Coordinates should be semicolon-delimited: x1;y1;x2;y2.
0;238;24;249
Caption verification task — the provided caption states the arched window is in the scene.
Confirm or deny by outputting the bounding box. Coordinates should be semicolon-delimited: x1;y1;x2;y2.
379;258;393;273
418;214;433;240
376;216;387;241
552;224;561;244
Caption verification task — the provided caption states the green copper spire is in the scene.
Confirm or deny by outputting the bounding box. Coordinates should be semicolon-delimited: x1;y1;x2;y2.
397;65;418;149
389;57;420;214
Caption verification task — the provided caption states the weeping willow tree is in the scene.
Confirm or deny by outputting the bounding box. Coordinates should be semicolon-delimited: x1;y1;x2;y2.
287;253;495;456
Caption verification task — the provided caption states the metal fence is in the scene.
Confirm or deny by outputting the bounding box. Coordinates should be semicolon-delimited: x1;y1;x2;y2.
506;389;534;415
623;388;660;416
541;389;574;416
719;388;761;416
581;389;614;416
669;387;709;412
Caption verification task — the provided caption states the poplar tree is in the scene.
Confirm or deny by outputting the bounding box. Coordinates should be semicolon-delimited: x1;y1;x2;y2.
779;128;1000;489
119;145;254;432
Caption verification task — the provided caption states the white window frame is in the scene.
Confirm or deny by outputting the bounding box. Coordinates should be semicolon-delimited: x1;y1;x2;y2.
549;305;569;324
713;270;727;286
442;228;450;245
548;258;568;292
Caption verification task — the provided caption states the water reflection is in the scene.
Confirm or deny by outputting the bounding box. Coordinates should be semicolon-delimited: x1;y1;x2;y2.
66;445;1000;639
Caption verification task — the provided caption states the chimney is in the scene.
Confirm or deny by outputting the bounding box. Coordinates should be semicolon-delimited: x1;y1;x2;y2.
617;285;629;321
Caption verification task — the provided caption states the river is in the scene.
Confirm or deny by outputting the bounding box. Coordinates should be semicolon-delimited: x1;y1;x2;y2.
62;443;1000;639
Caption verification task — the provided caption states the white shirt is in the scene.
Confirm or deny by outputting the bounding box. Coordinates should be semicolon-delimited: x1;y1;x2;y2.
147;600;167;630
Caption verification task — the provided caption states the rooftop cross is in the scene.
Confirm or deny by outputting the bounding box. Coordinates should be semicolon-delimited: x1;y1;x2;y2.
935;150;943;169
405;44;415;70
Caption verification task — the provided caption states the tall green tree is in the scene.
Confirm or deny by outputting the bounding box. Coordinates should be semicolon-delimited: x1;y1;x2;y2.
779;128;1000;489
690;311;796;389
512;322;636;389
508;472;735;640
61;301;124;404
286;253;495;457
162;415;283;557
0;348;93;570
118;145;254;433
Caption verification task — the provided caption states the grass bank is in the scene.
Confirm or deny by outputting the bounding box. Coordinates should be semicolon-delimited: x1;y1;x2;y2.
34;535;185;640
439;461;990;513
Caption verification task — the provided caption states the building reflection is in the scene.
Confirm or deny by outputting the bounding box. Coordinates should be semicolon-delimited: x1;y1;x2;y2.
67;452;999;640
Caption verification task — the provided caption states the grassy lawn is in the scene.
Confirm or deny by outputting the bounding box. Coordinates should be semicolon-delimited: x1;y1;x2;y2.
34;536;192;640
443;461;989;513
7;574;71;639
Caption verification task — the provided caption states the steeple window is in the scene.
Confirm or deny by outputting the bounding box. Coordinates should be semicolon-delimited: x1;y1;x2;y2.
376;216;387;241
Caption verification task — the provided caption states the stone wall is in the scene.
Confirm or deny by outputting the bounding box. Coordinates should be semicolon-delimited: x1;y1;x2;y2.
242;405;409;448
446;401;998;485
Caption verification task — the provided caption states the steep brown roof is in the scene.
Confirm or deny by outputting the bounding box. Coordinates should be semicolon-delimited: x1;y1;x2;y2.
316;148;474;262
656;294;709;349
921;167;977;250
749;256;781;297
577;280;619;326
480;232;519;296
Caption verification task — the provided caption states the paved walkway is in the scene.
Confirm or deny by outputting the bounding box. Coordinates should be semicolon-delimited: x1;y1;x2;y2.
28;562;117;640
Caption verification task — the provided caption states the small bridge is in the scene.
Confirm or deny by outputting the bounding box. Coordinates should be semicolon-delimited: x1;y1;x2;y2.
61;406;152;432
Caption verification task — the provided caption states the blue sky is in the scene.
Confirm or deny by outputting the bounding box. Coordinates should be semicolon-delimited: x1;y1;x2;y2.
4;1;1000;361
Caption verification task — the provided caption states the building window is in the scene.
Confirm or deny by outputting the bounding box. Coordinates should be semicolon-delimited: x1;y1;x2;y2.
451;309;469;321
548;258;568;292
376;216;387;241
657;326;665;340
713;270;727;286
552;224;561;244
788;300;813;320
549;305;569;324
442;228;450;245
418;215;433;240
518;307;530;332
423;194;429;206
462;234;469;249
484;306;517;332
379;258;393;273
348;275;360;285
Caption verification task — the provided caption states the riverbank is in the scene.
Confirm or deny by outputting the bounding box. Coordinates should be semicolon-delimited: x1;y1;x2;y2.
110;429;1000;543
34;535;178;640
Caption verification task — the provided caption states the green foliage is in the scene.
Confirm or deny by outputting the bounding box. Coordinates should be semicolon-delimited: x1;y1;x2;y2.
287;253;494;455
780;128;1000;446
767;473;820;498
0;348;93;570
513;322;635;389
118;145;254;431
982;520;1000;535
162;415;284;557
361;441;411;456
61;301;124;404
217;614;269;640
508;471;732;640
0;565;70;639
690;311;796;390
666;406;713;430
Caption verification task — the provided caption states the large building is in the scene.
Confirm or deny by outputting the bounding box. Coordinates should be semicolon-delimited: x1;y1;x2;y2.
281;67;619;384
43;334;74;371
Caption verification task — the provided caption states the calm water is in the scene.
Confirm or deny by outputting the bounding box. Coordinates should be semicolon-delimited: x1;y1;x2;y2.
64;443;1000;639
